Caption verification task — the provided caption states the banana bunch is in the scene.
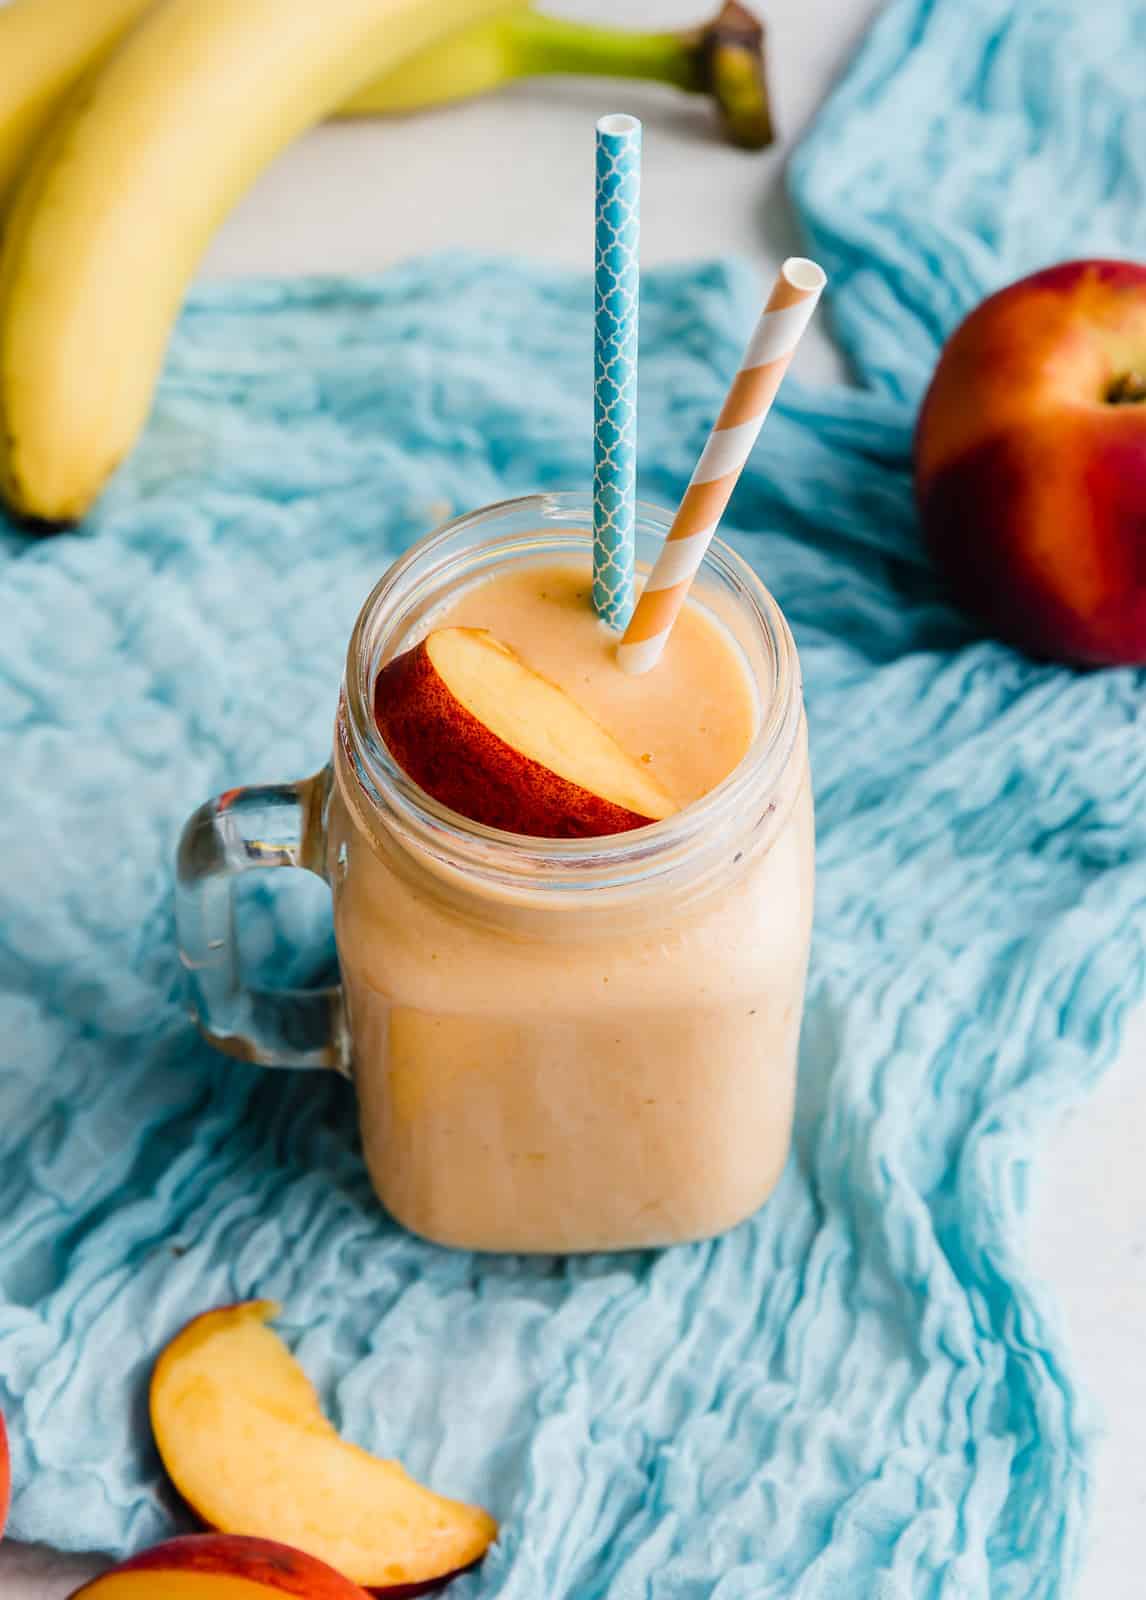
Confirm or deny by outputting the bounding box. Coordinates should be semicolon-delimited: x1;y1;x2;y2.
0;0;772;527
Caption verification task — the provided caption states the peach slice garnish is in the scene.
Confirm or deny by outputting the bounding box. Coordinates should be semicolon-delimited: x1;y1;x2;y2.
374;626;677;837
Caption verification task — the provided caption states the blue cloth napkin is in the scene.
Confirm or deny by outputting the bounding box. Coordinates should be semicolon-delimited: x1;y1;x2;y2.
2;0;1144;1593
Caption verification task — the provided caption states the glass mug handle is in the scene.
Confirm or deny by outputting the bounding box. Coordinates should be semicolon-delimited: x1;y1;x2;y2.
174;766;348;1073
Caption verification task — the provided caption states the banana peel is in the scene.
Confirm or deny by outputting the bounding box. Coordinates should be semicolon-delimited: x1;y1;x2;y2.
0;0;773;222
0;0;516;527
0;0;773;527
0;0;150;212
342;1;775;151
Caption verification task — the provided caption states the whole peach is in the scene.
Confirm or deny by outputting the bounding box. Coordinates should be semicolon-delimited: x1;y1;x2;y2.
915;259;1146;665
68;1533;372;1599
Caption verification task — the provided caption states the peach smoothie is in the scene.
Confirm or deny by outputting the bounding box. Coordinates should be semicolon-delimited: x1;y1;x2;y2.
328;547;814;1254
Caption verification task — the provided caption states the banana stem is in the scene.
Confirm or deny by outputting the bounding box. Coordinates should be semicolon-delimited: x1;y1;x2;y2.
1107;370;1146;404
342;1;774;149
509;13;704;93
513;2;774;149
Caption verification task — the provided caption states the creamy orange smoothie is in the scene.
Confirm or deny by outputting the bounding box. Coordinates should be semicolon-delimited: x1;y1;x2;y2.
328;548;814;1253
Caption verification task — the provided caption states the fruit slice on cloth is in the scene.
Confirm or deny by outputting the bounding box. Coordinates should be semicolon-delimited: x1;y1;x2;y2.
374;626;678;837
68;1534;373;1600
150;1303;496;1591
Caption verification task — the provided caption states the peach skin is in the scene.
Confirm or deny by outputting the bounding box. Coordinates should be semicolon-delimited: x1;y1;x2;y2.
0;1406;9;1537
374;626;677;836
915;258;1146;665
67;1533;373;1599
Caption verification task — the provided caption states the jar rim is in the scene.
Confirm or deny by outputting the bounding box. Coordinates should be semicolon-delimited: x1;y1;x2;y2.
339;492;803;899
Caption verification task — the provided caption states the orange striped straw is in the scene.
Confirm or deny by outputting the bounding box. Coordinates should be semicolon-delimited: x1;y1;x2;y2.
617;256;826;675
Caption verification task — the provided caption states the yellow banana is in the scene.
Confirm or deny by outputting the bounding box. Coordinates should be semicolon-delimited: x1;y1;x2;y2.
0;0;772;240
0;0;529;216
0;0;511;525
0;0;150;210
340;1;530;116
341;1;774;151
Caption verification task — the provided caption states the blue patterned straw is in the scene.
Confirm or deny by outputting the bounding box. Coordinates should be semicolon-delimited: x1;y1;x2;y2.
592;113;641;629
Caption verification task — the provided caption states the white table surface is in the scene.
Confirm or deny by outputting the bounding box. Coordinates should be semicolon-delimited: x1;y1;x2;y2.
3;2;1142;1595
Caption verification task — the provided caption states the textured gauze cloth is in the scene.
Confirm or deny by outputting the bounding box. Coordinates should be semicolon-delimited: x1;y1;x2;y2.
2;0;1144;1593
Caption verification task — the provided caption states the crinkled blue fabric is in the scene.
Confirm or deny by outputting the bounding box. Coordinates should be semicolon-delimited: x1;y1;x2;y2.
1;0;1144;1593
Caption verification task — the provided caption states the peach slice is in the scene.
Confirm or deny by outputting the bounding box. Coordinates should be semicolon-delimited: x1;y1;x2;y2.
67;1533;372;1599
374;626;677;837
150;1303;496;1591
0;1406;9;1537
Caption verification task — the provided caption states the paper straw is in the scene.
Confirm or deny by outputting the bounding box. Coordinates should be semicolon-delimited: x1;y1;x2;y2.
617;256;826;674
592;112;641;629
